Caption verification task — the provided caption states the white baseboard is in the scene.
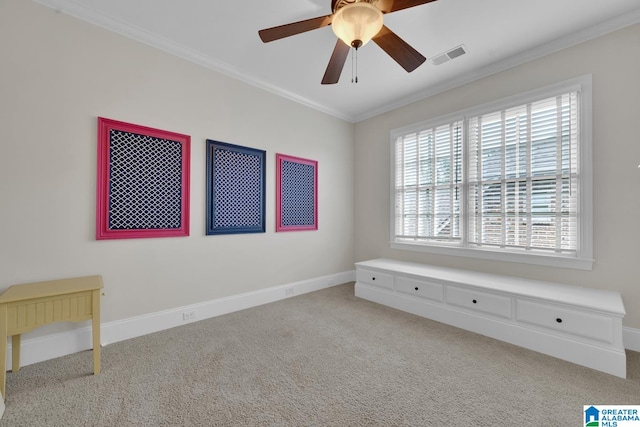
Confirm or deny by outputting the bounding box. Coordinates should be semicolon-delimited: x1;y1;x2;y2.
5;270;356;371
624;327;640;352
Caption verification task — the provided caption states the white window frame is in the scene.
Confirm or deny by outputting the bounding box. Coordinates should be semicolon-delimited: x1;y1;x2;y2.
390;76;593;270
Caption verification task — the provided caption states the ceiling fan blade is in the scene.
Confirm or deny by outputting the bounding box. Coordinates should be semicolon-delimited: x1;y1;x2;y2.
372;25;426;72
321;40;350;85
378;0;438;14
259;15;332;43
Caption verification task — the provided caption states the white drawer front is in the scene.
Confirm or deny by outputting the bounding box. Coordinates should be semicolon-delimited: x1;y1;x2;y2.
356;269;394;290
396;276;443;302
446;286;512;319
516;299;613;343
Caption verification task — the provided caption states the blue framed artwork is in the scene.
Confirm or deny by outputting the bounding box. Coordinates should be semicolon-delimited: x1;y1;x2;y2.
206;140;266;235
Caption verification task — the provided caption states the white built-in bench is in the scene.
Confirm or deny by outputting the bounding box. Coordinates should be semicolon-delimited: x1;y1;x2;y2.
355;259;626;378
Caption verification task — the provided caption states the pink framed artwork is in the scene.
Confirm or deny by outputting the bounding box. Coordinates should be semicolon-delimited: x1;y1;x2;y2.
276;153;318;232
96;117;190;240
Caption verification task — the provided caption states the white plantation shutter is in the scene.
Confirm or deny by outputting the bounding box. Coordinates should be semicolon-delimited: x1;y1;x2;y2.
468;93;578;253
395;121;463;243
391;78;590;268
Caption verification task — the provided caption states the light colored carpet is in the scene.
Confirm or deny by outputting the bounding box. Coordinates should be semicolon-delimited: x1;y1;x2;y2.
1;282;639;426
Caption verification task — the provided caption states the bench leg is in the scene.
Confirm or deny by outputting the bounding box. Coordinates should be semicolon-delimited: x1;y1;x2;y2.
0;305;7;400
92;290;101;375
11;336;20;373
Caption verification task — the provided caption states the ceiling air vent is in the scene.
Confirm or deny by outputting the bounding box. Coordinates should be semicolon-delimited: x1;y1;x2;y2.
431;45;467;66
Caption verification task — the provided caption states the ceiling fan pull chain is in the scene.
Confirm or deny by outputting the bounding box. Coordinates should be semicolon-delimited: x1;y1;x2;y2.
351;47;353;83
355;47;358;83
351;47;355;83
351;47;359;84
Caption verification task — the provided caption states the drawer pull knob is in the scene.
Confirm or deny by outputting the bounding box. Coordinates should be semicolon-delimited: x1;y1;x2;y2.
472;299;477;304
556;318;563;323
372;277;376;281
415;287;419;291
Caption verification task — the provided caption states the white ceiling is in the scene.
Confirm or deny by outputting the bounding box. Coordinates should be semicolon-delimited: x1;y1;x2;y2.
35;0;640;122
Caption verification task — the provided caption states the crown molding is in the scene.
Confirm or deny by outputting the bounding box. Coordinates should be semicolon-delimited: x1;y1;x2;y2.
32;1;640;123
353;7;640;122
32;0;354;122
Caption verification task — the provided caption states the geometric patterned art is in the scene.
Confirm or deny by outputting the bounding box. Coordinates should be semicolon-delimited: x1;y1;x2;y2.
281;161;315;226
276;153;318;232
108;130;183;230
96;117;190;240
206;140;265;235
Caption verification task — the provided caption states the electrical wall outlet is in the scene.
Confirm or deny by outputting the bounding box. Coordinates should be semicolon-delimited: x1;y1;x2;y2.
182;309;197;321
285;287;294;296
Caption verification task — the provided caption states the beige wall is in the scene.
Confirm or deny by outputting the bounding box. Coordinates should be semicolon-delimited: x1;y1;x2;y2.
1;0;638;341
355;24;640;328
0;1;354;330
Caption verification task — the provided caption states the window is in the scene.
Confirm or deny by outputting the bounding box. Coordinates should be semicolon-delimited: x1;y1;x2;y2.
391;76;593;269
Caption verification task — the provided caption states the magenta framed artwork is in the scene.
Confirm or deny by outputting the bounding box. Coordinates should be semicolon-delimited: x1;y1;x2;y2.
96;117;191;240
276;153;318;232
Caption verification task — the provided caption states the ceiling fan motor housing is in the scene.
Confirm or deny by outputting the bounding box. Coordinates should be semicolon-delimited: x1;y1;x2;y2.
331;1;384;48
332;0;380;13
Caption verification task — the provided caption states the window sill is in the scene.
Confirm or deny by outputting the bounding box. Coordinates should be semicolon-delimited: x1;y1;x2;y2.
390;241;594;270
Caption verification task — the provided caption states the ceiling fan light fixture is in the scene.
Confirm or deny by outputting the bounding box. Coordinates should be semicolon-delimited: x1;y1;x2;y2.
331;2;383;49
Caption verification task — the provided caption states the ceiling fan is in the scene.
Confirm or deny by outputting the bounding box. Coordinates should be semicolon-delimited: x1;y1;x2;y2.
258;0;438;84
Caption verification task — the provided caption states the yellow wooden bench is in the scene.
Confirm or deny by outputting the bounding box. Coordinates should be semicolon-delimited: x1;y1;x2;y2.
0;275;103;400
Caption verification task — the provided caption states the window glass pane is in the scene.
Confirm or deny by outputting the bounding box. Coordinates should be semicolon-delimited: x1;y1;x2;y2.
404;189;417;236
504;180;528;248
434;187;452;238
418;130;433;186
402;133;418;187
418;188;433;237
480;183;502;245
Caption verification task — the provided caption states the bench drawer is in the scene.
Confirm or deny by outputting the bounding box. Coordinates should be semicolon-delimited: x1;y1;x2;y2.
446;286;512;319
356;269;394;290
516;299;614;343
396;276;443;302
